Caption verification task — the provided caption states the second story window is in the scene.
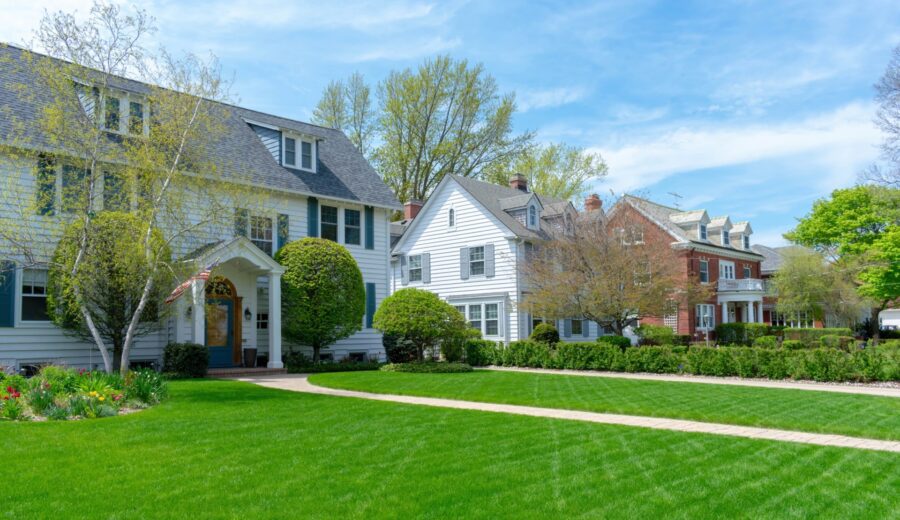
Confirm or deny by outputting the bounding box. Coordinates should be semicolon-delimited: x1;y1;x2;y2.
128;101;144;134
469;246;485;276
743;265;752;278
104;96;120;131
720;261;735;280
61;165;88;213
699;259;709;283
321;205;338;242
529;205;537;227
284;137;297;167
722;231;731;246
408;254;423;282
344;209;361;245
250;215;273;255
699;223;708;240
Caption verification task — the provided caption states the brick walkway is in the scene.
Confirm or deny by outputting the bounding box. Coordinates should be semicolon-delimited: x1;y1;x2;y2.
485;366;900;398
233;374;900;453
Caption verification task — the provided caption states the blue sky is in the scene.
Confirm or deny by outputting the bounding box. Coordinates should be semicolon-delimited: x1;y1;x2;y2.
5;0;900;245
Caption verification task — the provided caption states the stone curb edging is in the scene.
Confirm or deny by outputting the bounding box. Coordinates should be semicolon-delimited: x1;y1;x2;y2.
233;374;900;454
483;366;900;398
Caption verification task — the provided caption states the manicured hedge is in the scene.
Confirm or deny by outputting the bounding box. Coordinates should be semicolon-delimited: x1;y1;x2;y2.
530;323;560;344
162;343;208;378
380;362;473;373
464;339;500;367
468;340;899;382
783;328;855;347
752;335;779;349
634;325;676;346
596;335;632;350
287;361;382;374
715;323;771;346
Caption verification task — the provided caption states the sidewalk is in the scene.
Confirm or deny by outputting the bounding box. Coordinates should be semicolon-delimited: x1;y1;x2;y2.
484;366;900;398
234;373;900;454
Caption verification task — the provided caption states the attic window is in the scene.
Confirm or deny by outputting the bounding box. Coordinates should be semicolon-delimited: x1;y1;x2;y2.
282;134;316;172
743;235;750;250
699;223;708;240
528;205;537;227
448;208;455;228
722;231;731;246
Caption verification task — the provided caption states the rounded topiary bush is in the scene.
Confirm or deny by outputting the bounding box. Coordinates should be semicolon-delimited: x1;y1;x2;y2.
163;342;209;378
373;288;468;361
530;323;560;345
275;238;365;362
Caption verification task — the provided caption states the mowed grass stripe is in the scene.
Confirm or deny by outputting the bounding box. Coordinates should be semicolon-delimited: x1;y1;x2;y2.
310;370;900;440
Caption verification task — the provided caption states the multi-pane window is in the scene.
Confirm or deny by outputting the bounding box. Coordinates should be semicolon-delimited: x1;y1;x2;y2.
284;137;296;167
104;96;120;131
321;206;338;241
698;259;709;283
695;304;715;330
21;269;49;321
485;303;499;336
61;165;88;213
128;101;144;134
529;205;537;227
743;234;750;250
301;141;313;170
468;305;482;332
699;223;708;240
773;312;813;328
469;246;485;276
454;305;465;317
250;215;273;255
743;265;752;278
720;261;735;280
344;209;361;245
256;312;269;330
408;254;423;283
571;318;583;336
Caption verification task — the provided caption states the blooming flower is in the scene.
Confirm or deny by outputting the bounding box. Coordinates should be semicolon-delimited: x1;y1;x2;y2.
98;396;105;402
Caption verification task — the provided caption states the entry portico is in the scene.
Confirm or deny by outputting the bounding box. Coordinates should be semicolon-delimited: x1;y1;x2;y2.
717;278;765;324
175;237;286;369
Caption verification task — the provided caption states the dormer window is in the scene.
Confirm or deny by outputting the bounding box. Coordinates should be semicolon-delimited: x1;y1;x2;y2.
528;205;537;227
743;234;750;250
722;231;730;246
282;134;316;172
699;223;708;240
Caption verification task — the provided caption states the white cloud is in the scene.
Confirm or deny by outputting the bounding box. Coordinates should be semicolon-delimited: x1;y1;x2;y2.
592;101;881;193
0;0;87;46
343;36;462;62
517;86;588;112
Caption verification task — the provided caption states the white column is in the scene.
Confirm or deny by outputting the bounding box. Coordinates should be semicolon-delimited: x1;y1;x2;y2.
267;273;283;369
721;302;728;324
757;301;764;323
191;279;206;346
747;300;755;323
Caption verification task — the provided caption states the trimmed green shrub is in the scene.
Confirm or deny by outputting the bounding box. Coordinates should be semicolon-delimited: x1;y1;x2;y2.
782;340;806;351
380;362;473;373
715;323;771;346
820;335;857;351
530;323;560;345
500;341;554;368
685;347;736;377
382;333;419;363
596;335;632;351
622;346;681;373
285;351;381;373
373;288;468;361
464;339;498;366
783;328;854;347
162;342;208;378
635;325;675;346
674;335;692;346
752;335;779;349
557;342;623;371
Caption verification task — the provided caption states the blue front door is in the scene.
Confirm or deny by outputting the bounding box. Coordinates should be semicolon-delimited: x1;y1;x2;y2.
206;298;234;368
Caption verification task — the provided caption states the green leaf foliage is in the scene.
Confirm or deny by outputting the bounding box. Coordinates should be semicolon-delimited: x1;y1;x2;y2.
372;288;468;360
275;238;365;358
529;322;560;344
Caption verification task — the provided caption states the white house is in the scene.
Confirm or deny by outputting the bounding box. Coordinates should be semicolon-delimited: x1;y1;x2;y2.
879;309;900;331
390;173;609;343
0;44;401;373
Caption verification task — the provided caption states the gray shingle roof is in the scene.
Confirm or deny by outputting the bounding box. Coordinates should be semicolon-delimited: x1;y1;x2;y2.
751;244;806;274
449;174;573;240
0;44;400;209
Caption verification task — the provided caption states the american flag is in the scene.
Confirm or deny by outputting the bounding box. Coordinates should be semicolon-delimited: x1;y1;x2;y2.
164;260;219;304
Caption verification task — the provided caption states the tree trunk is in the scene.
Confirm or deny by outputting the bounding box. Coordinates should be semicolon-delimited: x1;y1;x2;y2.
113;340;123;372
313;346;320;363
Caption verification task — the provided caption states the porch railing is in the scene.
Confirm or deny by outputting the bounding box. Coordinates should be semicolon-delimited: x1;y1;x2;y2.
717;278;764;292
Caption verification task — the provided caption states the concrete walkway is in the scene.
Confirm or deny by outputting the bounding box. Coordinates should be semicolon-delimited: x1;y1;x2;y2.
234;374;900;454
485;366;900;398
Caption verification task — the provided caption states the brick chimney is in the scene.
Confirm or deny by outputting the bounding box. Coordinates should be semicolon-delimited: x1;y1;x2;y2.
584;194;602;212
404;199;423;220
509;173;528;192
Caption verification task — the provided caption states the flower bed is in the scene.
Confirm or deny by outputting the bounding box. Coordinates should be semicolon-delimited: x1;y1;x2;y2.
0;366;168;421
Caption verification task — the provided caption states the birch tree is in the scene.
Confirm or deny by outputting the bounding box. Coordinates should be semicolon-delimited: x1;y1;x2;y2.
0;2;250;373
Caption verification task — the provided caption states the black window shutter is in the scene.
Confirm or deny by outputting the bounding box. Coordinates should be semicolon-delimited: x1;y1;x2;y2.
364;205;375;250
307;197;319;237
277;214;290;252
0;261;16;327
365;282;376;328
36;154;55;216
234;208;248;237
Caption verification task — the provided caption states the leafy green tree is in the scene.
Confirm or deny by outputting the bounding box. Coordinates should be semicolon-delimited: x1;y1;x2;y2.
311;72;375;157
373;288;468;361
483;142;607;201
374;55;532;202
868;43;900;187
785;186;900;338
275;238;365;362
49;212;171;371
312;80;347;131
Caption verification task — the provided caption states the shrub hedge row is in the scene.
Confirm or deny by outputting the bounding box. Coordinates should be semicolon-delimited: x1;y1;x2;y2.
380;362;473;373
463;339;900;382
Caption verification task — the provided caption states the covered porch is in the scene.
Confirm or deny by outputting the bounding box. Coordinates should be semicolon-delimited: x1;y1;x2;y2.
173;237;286;369
718;296;765;324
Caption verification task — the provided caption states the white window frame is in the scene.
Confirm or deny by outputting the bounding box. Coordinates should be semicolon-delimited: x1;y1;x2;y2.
408;254;423;283
719;260;735;280
743;265;752;278
457;301;503;338
468;246;485;277
528;205;537;228
20;268;50;323
699;223;708;240
742;234;750;250
282;133;317;173
91;87;148;137
344;208;361;246
249;214;274;255
695;303;715;330
699;259;709;284
320;204;339;242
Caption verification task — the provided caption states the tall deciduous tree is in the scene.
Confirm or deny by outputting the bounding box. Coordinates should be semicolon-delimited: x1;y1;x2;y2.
770;247;866;327
311;72;375;157
312;80;347;130
785;185;900;339
0;2;246;372
868;44;900;187
483;142;607;201
275;238;365;362
522;214;709;335
374;55;532;202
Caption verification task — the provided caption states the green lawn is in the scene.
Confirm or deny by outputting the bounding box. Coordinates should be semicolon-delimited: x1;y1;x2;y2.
2;380;899;518
310;370;900;440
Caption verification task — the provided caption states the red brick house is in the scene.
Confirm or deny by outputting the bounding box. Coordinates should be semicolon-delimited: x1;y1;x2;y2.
608;196;766;340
